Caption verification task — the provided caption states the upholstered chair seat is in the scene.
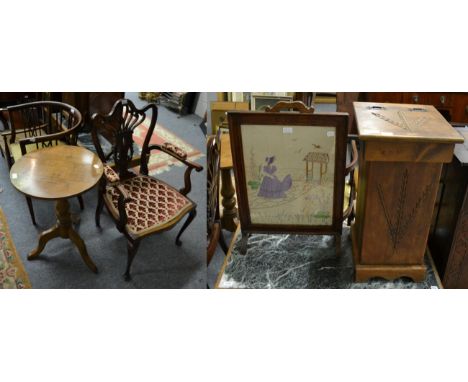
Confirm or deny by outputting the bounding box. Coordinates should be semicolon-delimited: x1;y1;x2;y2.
104;175;193;238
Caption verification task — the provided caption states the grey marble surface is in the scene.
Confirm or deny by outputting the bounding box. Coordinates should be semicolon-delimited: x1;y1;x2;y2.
218;226;439;289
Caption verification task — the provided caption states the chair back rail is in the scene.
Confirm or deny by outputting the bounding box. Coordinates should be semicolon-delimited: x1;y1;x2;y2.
1;101;82;168
207;134;221;237
91;99;158;180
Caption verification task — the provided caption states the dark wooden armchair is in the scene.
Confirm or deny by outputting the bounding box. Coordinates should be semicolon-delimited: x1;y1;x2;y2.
0;101;83;224
343;136;358;226
207;131;228;265
91;99;203;281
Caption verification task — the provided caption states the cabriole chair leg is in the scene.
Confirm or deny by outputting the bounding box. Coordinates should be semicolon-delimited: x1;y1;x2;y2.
124;240;140;281
175;209;197;246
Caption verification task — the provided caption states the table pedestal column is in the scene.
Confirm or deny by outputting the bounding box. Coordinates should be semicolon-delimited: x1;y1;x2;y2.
220;168;238;232
28;198;98;273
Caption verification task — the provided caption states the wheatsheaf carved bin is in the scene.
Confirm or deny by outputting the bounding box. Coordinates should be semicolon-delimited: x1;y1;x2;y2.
351;102;463;282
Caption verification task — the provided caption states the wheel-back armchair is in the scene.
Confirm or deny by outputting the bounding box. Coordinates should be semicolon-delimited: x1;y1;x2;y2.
0;101;83;224
91;99;203;280
343;137;358;226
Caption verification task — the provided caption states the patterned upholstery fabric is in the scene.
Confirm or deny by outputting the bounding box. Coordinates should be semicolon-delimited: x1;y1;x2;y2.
105;175;193;236
0;207;31;288
103;164;120;183
162;142;187;159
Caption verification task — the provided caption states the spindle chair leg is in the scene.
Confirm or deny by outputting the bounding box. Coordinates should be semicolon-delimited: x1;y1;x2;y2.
26;196;37;225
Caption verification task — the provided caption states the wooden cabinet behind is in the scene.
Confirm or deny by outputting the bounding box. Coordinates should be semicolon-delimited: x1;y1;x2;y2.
366;93;468;123
364;92;403;104
0;93;39;107
452;94;468;122
429;128;468;288
60;92;124;127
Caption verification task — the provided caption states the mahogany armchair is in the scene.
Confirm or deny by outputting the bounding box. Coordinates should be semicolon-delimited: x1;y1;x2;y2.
0;101;83;224
91;99;203;280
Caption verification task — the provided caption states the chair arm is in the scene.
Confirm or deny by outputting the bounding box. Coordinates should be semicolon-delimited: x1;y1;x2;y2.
162;142;188;159
18;129;77;155
147;143;203;196
148;143;203;171
103;164;120;184
345;139;358;176
1;126;45;140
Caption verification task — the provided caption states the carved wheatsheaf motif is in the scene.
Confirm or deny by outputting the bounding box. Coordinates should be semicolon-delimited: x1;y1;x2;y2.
377;169;434;252
371;111;428;132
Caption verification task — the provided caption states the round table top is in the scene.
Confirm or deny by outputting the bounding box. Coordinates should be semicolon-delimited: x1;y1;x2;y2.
10;145;104;200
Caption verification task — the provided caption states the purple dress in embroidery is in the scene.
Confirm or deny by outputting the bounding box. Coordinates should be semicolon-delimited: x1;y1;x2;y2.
257;157;292;199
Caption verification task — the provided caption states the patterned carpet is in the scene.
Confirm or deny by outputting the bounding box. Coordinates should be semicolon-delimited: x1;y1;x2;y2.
0;207;31;289
78;120;204;176
133;121;204;175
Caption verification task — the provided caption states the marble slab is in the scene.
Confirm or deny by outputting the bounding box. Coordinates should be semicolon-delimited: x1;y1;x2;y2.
217;226;440;289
